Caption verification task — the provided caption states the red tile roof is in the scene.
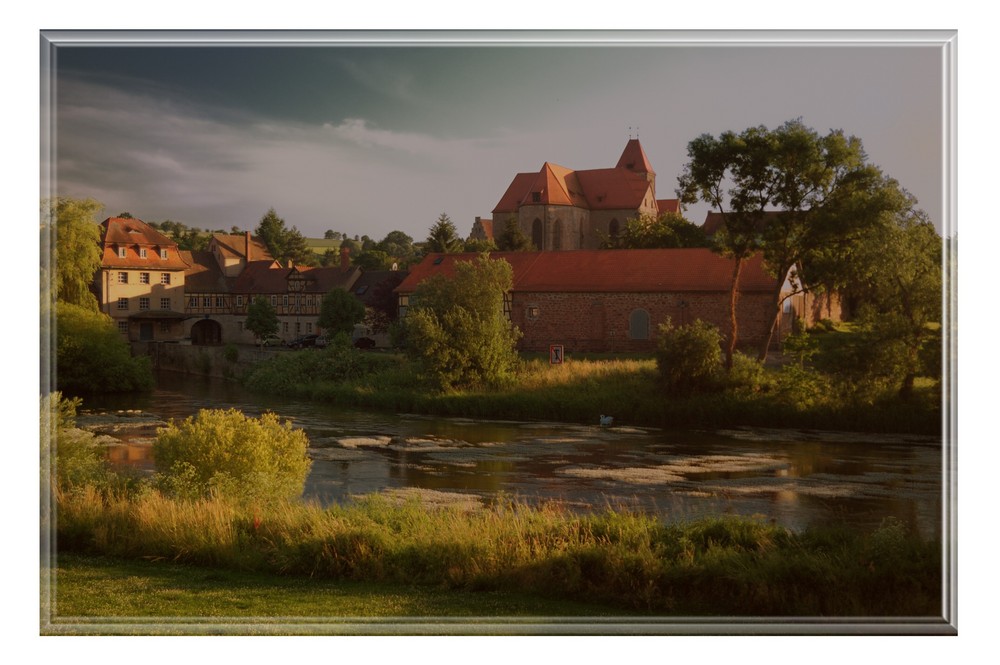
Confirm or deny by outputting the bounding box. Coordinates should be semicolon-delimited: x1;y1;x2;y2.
211;232;272;262
657;199;680;215
492;140;656;214
231;261;361;295
99;217;190;270
616;138;656;176
180;250;231;292
397;249;780;295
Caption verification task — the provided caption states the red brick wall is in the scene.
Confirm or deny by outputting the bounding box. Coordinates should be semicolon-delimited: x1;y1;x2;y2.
510;290;779;353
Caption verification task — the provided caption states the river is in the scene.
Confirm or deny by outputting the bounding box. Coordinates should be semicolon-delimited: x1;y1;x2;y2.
81;372;945;539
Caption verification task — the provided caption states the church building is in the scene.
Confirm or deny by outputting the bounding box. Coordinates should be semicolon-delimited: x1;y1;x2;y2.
489;139;680;250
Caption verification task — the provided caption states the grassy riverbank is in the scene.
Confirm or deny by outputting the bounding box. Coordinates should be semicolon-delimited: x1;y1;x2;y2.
50;487;941;618
241;346;942;434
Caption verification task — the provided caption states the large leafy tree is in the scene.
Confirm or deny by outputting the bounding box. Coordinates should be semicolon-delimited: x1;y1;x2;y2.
43;197;103;311
318;288;366;336
405;254;522;389
377;230;417;265
424;213;464;254
677;119;906;365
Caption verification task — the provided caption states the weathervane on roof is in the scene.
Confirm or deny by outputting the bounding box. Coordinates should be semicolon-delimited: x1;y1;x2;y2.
628;126;632;140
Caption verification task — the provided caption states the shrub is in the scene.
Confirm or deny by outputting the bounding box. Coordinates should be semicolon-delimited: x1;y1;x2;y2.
223;344;239;363
153;409;312;504
655;318;723;394
40;392;111;491
55;302;153;395
723;352;770;392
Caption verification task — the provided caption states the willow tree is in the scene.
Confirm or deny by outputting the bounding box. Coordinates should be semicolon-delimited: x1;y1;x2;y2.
42;197;103;311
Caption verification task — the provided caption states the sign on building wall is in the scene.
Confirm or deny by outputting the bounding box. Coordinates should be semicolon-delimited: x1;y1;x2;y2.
549;344;564;365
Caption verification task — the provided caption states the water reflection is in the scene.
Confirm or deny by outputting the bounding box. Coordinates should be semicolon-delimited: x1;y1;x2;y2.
83;372;943;539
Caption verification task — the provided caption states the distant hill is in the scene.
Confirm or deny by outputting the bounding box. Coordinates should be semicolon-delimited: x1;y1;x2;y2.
304;238;342;256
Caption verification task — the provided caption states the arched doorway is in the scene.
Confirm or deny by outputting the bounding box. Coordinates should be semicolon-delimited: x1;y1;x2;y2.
191;319;223;345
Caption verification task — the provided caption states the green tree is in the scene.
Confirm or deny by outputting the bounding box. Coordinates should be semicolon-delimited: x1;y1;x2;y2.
495;217;535;251
153;409;311;503
318;288;366;336
677;119;903;366
365;271;407;335
377;230;417;264
324;229;337;240
424;213;464;254
43;197;103;310
353;249;394;271
404;254;522;389
55;302;154;395
601;211;708;249
245;297;279;344
254;208;316;266
835;202;942;398
655;318;724;395
463;237;497;253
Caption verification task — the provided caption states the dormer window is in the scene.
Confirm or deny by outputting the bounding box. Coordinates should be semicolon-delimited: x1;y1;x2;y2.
117;247;127;258
531;192;542;203
139;248;147;259
160;249;169;260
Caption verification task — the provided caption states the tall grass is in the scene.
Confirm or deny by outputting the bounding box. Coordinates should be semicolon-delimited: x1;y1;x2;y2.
54;486;941;616
240;347;940;433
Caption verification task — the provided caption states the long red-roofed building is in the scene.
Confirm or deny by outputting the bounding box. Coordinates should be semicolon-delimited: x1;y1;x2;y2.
396;249;797;353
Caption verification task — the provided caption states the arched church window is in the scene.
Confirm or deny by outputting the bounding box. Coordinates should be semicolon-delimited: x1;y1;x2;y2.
628;309;650;340
553;220;562;250
532;218;543;251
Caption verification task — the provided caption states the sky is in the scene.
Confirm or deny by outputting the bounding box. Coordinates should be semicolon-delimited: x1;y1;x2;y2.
47;36;948;242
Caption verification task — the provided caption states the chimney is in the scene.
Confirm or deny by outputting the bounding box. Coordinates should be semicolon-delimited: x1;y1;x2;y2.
245;231;251;261
287;259;294;269
340;246;350;271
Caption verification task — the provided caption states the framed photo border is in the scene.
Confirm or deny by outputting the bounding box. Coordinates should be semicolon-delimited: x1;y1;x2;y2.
38;28;958;637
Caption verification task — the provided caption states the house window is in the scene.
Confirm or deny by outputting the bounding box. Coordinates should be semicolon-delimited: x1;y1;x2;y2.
117;247;127;258
117;297;129;310
283;322;289;333
783;298;793;315
118;272;129;284
296;322;301;334
160;249;169;259
160;273;171;285
160;322;171;333
188;296;198;307
271;296;277;306
306;322;312;333
160;297;171;310
140;272;150;284
215;295;224;308
139;297;150;311
236;295;244;308
282;295;288;308
628;309;650;340
118;321;128;334
139;248;147;259
526;305;540;321
398;294;410;318
202;296;211;308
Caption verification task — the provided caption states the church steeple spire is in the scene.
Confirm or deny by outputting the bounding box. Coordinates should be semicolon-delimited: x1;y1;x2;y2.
616;138;656;196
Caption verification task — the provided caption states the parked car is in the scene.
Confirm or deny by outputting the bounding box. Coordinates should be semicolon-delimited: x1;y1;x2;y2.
260;333;283;347
286;334;319;349
314;335;329;348
354;336;376;349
